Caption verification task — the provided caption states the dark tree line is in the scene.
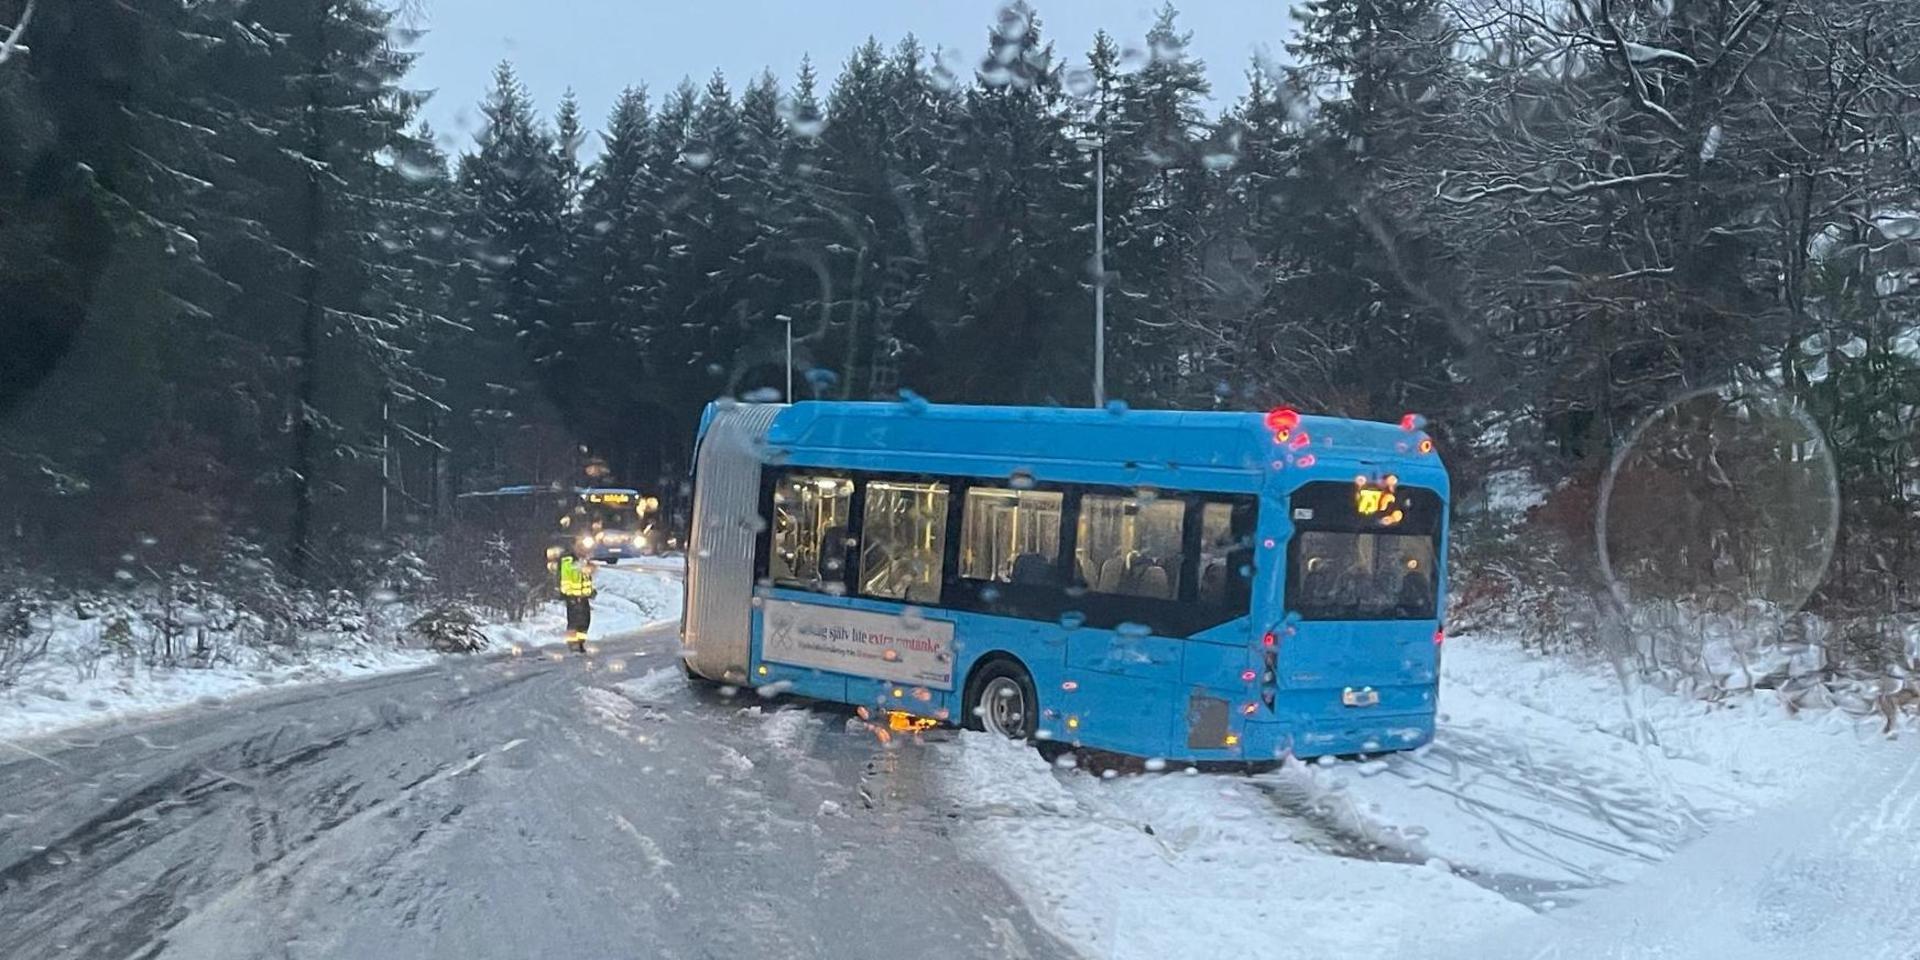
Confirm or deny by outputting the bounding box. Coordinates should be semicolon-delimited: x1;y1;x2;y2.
4;0;1919;611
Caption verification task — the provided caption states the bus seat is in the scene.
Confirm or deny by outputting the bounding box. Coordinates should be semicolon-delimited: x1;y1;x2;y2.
1010;552;1055;586
1127;560;1171;600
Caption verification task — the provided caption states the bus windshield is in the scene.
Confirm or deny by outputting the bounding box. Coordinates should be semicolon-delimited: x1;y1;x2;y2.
1290;531;1437;620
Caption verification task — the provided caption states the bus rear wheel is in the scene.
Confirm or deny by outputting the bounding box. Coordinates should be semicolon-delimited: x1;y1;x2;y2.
968;659;1038;741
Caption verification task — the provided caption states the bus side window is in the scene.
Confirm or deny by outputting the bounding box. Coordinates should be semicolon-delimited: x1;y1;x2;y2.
770;474;852;591
1075;494;1185;601
960;487;1064;586
859;480;951;603
1196;503;1234;604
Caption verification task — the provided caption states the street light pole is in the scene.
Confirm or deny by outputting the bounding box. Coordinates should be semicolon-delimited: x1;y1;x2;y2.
780;314;794;402
1093;144;1106;409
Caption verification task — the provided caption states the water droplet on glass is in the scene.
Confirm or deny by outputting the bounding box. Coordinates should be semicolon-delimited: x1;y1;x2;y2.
1202;152;1238;172
897;389;930;413
1063;65;1095;98
1116;622;1151;639
1144;757;1167;772
899;606;925;629
980;585;1002;603
1105;399;1129;416
1008;468;1036;490
743;387;782;403
1059;611;1086;630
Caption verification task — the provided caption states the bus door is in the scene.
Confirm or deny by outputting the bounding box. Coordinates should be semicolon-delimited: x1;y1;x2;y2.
1277;480;1443;724
1057;492;1195;756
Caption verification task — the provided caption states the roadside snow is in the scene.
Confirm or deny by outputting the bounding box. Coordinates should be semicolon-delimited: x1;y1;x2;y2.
1;569;684;744
483;566;682;653
0;614;439;743
941;733;1527;960
939;628;1911;959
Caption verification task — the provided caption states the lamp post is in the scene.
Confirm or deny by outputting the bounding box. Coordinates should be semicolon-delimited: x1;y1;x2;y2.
1076;139;1107;408
775;313;794;402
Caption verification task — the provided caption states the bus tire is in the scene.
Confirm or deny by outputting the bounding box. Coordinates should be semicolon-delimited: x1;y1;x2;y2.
966;657;1038;741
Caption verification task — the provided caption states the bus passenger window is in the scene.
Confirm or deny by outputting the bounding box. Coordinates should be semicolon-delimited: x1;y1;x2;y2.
1196;502;1247;605
770;475;852;590
960;488;1064;586
1075;494;1184;601
859;480;950;603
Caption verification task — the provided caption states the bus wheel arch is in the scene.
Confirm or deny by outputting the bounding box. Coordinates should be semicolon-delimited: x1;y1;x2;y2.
962;653;1039;741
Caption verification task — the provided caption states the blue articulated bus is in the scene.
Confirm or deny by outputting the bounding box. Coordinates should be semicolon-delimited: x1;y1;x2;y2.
680;401;1449;762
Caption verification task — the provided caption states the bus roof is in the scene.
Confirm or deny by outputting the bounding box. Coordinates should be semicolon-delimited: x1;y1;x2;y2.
741;400;1444;493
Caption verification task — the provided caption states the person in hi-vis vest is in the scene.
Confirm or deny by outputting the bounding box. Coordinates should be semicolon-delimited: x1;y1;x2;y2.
557;550;596;652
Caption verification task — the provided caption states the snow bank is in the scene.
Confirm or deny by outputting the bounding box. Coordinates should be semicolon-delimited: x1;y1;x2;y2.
1;568;683;743
938;628;1909;959
939;733;1528;960
0;606;438;742
483;567;682;652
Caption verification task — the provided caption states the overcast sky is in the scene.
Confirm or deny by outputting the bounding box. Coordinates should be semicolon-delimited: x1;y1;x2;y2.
405;1;1298;156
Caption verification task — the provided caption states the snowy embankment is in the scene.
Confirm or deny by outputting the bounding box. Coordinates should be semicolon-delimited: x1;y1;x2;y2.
483;564;682;654
0;568;683;743
937;629;1912;960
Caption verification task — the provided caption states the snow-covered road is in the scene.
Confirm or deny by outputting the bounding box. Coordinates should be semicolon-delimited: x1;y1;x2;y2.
5;575;1910;960
0;569;1072;960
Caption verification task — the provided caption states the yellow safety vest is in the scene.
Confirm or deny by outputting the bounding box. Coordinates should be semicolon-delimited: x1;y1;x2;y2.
558;556;594;597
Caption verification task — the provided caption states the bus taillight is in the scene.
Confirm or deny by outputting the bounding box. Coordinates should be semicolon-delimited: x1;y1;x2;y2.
1262;631;1276;648
1433;628;1445;647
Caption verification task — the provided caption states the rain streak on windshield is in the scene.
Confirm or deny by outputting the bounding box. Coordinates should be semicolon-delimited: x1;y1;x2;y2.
1;1;1917;958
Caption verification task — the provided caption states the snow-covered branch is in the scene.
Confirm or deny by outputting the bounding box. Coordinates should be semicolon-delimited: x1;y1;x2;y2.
0;0;35;66
1437;169;1688;204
